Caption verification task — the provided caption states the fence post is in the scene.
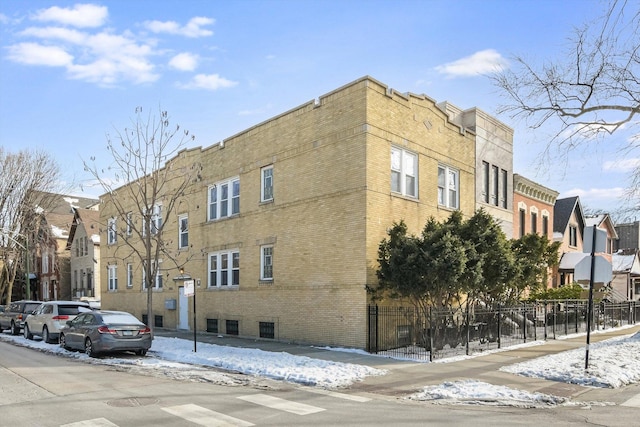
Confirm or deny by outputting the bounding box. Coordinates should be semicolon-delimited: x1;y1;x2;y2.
522;302;527;343
429;306;434;362
497;304;502;349
564;299;569;336
465;303;470;356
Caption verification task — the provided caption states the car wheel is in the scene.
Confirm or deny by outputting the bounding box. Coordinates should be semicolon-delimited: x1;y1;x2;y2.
11;321;19;335
85;338;98;358
43;326;52;344
23;324;33;340
59;333;69;350
135;349;147;356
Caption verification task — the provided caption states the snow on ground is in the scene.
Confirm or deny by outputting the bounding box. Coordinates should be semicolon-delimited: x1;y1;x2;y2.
2;327;640;408
0;332;385;388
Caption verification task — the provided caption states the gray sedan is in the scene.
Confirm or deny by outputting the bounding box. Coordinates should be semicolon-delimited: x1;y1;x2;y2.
59;310;152;357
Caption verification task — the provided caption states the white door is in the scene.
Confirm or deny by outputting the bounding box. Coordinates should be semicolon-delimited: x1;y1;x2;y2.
178;286;189;330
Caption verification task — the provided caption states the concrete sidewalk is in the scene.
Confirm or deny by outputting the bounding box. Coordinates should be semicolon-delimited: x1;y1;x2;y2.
155;325;640;404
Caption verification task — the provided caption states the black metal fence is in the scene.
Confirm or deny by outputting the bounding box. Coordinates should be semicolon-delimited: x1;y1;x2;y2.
367;301;640;361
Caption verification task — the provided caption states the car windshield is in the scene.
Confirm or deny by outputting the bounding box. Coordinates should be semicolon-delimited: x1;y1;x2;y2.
102;313;142;325
58;305;89;315
24;303;41;312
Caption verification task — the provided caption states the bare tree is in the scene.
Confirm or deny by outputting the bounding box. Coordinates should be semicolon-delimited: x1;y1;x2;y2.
83;108;198;335
492;0;640;212
0;148;61;304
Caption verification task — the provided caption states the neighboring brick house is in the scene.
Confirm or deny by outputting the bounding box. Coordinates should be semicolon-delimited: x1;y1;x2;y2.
552;196;587;287
66;207;101;304
99;76;479;348
32;192;99;301
439;103;514;236
513;174;558;240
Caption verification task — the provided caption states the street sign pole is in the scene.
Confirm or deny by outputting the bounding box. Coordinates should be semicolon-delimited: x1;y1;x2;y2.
183;279;196;352
585;225;597;370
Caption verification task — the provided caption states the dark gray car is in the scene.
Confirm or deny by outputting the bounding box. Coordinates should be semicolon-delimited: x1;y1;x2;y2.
0;300;42;335
59;310;152;357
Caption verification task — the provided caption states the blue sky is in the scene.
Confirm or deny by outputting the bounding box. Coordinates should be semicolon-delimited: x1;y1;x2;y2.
0;0;635;215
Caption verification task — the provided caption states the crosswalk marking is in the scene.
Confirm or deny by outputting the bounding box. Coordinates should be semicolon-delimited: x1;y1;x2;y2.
306;388;372;402
61;418;119;427
621;393;640;408
237;394;325;415
162;404;255;427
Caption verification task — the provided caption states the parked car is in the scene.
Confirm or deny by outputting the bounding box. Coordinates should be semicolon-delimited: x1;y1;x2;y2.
0;300;42;335
59;310;152;357
24;301;92;343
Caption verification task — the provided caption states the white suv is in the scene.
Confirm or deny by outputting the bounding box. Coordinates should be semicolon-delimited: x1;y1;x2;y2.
24;301;92;343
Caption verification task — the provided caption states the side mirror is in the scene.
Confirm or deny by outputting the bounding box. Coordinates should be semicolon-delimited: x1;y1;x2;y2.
66;320;73;326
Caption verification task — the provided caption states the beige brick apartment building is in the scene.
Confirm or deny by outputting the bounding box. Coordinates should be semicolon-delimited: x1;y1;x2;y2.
100;76;477;348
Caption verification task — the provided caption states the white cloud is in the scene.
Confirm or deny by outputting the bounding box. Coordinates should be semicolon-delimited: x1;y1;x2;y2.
144;16;214;38
178;73;238;90
6;42;73;66
603;158;640;172
435;49;508;78
169;52;199;71
20;26;88;44
32;4;108;28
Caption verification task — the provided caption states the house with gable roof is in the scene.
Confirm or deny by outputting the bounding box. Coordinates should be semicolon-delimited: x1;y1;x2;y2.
553;196;587;287
612;249;640;301
66;207;101;305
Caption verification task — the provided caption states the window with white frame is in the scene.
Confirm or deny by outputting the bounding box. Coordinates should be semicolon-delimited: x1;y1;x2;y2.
481;161;489;203
208;178;240;220
178;214;189;249
569;225;578;247
208;250;240;287
391;147;418;197
151;204;162;235
42;250;49;274
261;245;273;281
107;217;117;244
108;265;118;291
142;260;163;289
261;166;274;202
127;263;134;288
437;165;459;209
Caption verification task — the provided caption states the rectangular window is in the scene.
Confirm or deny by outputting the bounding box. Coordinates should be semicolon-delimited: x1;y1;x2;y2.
179;214;189;249
482;161;490;203
501;169;508;209
108;265;117;291
142;260;163;289
208;178;240;220
261;245;273;281
391;147;418;197
542;216;549;236
226;320;239;335
208;250;240;288
531;212;538;234
519;209;526;238
437;165;459;209
107;218;117;245
84;236;89;256
261;166;274;202
151;204;162;235
206;318;219;333
127;263;134;288
491;165;499;206
42;251;49;274
259;322;275;339
569;225;578;247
